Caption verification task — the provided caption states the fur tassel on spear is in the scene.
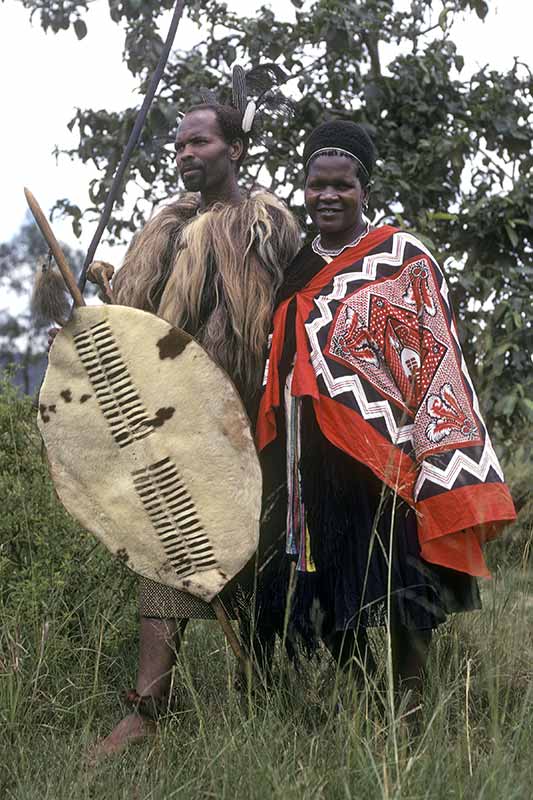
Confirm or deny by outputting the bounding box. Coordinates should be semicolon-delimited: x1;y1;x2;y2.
31;256;72;327
25;188;86;317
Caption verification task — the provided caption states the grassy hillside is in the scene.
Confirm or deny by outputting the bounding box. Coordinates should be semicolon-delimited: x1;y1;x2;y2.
1;378;532;800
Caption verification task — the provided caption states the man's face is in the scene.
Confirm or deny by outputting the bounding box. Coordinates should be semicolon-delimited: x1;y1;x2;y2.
304;155;367;239
174;109;239;193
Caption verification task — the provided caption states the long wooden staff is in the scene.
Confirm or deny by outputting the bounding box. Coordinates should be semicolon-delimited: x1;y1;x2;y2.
25;187;254;682
78;0;187;294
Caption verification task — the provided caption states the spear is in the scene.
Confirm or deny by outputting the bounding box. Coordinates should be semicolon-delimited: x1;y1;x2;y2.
78;0;187;294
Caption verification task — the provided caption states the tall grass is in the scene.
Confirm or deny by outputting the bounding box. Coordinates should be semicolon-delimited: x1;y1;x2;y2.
1;378;532;799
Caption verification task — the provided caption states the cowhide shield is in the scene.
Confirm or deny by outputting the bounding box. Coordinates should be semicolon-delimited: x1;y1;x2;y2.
38;305;262;602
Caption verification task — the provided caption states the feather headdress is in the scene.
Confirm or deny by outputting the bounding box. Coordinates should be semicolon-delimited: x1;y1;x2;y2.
196;62;293;137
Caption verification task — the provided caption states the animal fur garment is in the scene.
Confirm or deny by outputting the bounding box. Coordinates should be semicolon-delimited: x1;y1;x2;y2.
31;266;71;326
112;190;301;399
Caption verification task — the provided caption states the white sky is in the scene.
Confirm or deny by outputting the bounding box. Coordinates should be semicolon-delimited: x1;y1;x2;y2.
0;0;531;265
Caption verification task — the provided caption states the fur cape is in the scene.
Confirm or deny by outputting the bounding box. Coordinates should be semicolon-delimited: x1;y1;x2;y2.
112;190;301;401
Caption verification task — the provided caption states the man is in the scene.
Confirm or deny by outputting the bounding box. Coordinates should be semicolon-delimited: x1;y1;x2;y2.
89;101;301;757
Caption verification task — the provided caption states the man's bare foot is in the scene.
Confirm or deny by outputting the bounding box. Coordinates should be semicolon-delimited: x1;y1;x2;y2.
87;713;156;764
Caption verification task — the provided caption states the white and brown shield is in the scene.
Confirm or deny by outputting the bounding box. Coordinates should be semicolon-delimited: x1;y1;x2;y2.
38;305;262;602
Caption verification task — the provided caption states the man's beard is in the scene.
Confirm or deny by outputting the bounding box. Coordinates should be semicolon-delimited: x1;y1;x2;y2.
180;166;206;192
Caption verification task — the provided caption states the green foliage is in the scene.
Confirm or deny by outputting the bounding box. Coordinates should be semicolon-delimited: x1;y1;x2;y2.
12;0;533;445
0;218;85;394
0;377;135;622
13;0;89;41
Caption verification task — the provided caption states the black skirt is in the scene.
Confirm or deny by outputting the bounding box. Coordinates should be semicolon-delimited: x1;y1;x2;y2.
291;400;480;641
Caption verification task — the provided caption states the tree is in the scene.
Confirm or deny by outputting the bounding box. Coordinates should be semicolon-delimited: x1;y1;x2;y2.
13;0;533;449
0;217;84;394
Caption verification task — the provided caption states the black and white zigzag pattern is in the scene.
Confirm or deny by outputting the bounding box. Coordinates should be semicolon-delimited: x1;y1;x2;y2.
414;438;504;500
305;232;504;497
73;320;155;448
133;457;217;578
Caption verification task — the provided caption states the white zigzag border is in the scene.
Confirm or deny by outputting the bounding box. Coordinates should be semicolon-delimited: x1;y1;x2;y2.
306;232;503;486
415;436;504;500
310;353;414;444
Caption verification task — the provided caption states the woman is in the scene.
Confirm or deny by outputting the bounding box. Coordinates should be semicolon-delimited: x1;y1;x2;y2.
256;121;516;702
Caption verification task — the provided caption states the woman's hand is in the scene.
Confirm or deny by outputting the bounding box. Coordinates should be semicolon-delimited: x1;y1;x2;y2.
87;260;115;303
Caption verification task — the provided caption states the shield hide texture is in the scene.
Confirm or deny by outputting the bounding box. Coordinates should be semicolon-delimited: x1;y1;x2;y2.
38;305;262;602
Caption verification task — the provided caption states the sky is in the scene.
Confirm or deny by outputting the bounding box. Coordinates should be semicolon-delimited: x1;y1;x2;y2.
0;0;531;266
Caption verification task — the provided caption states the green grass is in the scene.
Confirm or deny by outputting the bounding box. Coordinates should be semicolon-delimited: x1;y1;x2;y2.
1;378;532;799
1;573;533;800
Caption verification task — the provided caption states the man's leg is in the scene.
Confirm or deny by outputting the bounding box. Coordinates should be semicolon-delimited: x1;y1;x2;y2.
136;617;188;697
89;617;188;759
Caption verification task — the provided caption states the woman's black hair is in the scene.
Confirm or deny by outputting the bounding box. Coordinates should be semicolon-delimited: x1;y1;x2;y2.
303;121;377;188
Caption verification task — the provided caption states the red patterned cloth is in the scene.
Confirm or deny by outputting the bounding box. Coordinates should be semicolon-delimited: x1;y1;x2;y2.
257;227;516;577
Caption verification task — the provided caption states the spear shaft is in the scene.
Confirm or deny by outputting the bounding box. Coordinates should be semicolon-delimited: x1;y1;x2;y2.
78;0;187;294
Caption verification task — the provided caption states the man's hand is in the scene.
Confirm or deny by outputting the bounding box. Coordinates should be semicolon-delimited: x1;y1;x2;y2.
47;327;59;351
87;261;115;303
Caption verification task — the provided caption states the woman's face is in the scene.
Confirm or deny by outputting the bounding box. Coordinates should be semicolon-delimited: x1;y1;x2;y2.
304;155;367;242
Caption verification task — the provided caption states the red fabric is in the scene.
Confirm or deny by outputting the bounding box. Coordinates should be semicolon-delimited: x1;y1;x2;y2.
257;228;516;577
315;393;516;578
256;226;398;451
417;483;516;576
313;394;416;500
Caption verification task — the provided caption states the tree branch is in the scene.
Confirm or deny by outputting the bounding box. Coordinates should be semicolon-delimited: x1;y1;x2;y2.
361;32;381;79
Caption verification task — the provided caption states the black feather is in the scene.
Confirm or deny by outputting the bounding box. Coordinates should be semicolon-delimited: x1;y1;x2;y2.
259;91;295;117
232;65;248;113
246;63;289;101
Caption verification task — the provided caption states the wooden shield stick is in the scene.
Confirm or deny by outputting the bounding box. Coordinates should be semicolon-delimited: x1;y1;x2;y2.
24;188;85;309
24;187;254;680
